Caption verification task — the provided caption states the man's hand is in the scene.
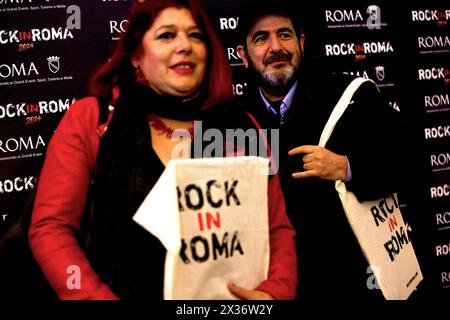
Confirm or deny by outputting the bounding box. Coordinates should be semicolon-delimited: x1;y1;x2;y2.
228;282;274;300
288;145;347;181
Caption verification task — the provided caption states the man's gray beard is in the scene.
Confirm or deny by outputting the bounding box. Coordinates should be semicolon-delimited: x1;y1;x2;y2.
251;62;298;97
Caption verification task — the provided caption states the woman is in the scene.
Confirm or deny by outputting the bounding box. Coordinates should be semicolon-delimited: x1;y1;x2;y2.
29;0;296;300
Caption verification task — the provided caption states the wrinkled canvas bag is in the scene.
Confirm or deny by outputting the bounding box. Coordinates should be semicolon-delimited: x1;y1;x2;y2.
319;77;423;300
134;157;270;299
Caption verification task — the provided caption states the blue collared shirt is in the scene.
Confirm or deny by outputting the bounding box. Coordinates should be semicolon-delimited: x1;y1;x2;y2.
259;80;298;119
258;80;352;181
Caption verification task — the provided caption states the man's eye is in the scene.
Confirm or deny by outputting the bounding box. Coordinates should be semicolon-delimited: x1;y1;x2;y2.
157;32;175;39
280;33;293;40
254;36;267;43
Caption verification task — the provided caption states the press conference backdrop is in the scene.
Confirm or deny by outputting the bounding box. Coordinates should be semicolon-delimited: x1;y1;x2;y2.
0;0;448;299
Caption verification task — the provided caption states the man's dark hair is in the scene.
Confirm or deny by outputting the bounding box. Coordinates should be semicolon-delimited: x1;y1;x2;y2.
238;0;304;46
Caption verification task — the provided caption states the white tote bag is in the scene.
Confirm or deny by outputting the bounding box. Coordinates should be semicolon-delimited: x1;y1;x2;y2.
318;77;423;300
133;156;270;299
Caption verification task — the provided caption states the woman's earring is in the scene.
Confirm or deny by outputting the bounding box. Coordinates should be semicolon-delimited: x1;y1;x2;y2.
135;66;147;85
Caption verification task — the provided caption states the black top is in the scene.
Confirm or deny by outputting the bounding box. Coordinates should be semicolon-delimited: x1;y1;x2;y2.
87;87;260;300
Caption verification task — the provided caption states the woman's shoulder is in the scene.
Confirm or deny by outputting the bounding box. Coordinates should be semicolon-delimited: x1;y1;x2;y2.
64;96;102;124
53;96;103;137
68;96;100;113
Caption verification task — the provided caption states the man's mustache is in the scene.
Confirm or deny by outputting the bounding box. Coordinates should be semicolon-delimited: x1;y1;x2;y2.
264;52;293;66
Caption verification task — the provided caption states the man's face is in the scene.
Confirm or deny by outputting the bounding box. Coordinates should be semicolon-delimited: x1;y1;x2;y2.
238;15;304;97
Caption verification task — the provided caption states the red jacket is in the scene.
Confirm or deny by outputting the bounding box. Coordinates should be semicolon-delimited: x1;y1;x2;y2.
29;97;297;300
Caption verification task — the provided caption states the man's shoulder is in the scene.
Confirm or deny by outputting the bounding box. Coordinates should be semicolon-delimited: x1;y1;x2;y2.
235;84;263;106
306;72;356;93
329;72;359;87
201;97;256;130
304;72;380;107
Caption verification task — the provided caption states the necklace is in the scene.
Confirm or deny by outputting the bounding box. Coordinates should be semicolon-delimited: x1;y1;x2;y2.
148;114;195;139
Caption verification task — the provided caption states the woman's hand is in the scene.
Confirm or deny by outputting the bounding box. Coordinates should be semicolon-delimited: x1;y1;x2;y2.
227;282;274;300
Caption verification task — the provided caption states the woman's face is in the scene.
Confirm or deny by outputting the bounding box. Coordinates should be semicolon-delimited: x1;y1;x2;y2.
132;7;207;97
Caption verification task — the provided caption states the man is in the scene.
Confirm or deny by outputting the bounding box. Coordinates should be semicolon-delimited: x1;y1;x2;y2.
237;1;405;300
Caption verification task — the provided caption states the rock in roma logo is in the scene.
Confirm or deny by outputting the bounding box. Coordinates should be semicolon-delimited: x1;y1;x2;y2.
47;56;60;74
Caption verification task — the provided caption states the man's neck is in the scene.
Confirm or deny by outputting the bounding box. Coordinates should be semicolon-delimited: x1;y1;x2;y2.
260;89;285;103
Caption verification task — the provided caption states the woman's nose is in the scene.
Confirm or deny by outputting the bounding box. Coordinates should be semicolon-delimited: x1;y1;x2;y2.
175;33;192;54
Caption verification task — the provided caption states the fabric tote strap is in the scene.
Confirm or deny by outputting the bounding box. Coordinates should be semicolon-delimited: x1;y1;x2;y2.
318;77;377;147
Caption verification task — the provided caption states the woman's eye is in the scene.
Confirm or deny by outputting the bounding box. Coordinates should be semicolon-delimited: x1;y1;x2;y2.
189;32;204;41
157;32;175;40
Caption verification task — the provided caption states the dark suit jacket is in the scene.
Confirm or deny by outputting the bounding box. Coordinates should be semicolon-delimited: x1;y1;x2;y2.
241;72;405;300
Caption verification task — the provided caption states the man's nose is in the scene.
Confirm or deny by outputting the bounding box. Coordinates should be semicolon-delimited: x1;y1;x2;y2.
268;34;282;52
